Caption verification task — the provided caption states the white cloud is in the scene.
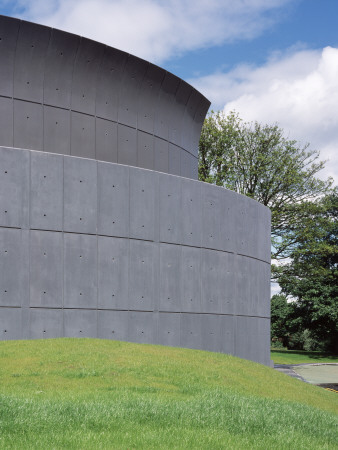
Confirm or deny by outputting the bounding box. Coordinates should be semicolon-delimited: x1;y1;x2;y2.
190;47;338;183
5;0;291;63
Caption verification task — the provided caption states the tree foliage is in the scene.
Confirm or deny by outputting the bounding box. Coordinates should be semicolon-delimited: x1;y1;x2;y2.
273;191;338;352
199;111;333;260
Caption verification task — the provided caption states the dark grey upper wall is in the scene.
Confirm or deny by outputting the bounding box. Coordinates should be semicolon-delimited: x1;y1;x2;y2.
0;15;210;179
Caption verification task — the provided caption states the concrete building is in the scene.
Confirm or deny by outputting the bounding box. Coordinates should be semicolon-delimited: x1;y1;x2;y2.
0;15;271;365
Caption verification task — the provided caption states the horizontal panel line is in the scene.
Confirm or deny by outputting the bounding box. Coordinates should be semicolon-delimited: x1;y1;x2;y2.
2;226;270;265
0;306;269;319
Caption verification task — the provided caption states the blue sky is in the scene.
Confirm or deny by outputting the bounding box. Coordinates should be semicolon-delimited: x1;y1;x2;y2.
0;0;337;184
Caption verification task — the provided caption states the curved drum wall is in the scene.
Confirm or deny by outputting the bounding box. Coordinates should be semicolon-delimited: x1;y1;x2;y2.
0;146;271;365
0;15;209;180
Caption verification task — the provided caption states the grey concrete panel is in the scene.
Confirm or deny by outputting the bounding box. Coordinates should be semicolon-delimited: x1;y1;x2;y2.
117;124;137;167
128;311;156;344
243;256;255;317
159;174;182;244
0;97;13;148
95;118;118;163
63;233;97;308
0;307;22;340
234;315;253;362
263;206;272;263
257;261;271;318
14;21;50;102
235;316;270;365
168;144;181;177
180;313;202;350
249;257;259;317
200;314;221;353
191;97;210;153
44;29;79;109
97;162;129;237
96;46;127;121
137;64;164;134
29;231;63;308
181;151;198;180
128;240;158;311
220;315;235;356
168;106;186;148
158;312;180;347
234;255;251;316
159;243;181;312
64;309;97;338
171;82;192;148
97;310;129;340
98;236;129;310
130;168;157;241
221;252;236;315
0;146;29;228
71;38;104;115
154;137;169;174
181;178;202;246
175;81;192;107
191;158;199;180
181;246;201;312
137;131;154;170
256;203;271;263
30;151;63;231
243;197;258;259
0;16;20;97
29;308;63;339
118;55;148;128
202;184;224;250
14;100;43;151
154;72;180;141
249;317;262;364
20;230;31;308
0;228;27;307
233;194;246;256
43;106;71;155
70;112;95;159
201;249;225;314
257;318;270;365
64;156;97;234
181;90;201;156
219;188;237;253
235;195;268;260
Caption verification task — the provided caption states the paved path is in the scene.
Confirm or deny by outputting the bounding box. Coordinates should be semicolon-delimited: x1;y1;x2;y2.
293;364;338;384
274;363;338;386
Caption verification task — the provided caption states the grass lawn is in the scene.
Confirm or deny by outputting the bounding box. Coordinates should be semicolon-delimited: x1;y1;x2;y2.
271;348;338;365
0;338;337;449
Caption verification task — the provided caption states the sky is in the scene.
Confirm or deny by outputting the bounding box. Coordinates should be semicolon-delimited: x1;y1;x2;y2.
0;0;337;185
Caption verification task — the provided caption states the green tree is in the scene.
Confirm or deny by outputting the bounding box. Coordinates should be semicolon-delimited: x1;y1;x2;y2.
199;111;333;260
274;191;338;352
270;294;292;347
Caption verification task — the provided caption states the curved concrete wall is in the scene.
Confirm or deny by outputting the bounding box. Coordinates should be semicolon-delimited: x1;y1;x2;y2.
0;15;209;180
0;146;271;365
0;16;271;365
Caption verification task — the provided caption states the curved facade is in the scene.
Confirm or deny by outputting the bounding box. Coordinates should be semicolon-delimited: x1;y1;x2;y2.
0;15;209;180
0;16;271;365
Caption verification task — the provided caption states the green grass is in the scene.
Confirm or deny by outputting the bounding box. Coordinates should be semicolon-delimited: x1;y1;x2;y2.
0;339;337;449
271;348;338;365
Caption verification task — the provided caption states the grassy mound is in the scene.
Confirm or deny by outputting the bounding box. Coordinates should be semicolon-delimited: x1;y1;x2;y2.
0;338;337;449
